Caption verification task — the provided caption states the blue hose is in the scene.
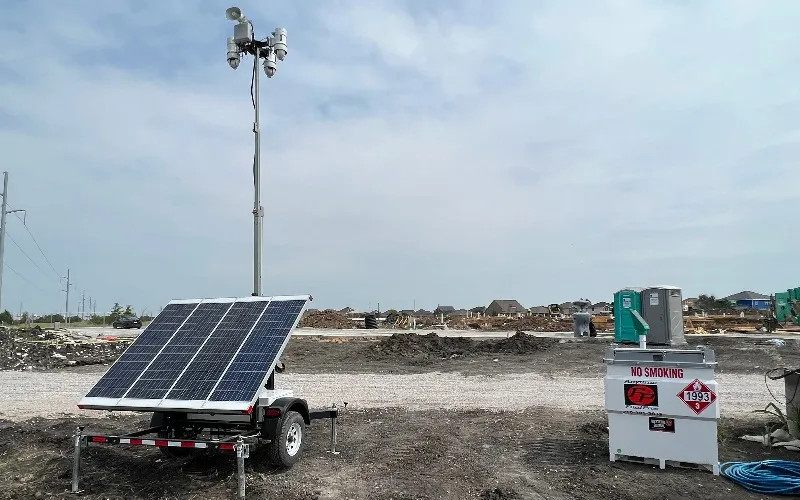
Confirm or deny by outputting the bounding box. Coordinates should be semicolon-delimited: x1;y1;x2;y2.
721;460;800;495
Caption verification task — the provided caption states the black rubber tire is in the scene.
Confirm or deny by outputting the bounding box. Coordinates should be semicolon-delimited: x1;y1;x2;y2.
589;321;597;337
266;411;305;469
150;412;194;458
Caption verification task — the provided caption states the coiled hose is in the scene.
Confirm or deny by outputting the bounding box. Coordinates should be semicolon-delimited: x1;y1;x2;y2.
721;460;800;495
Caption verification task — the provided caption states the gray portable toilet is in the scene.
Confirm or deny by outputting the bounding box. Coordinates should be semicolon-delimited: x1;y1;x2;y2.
641;286;686;345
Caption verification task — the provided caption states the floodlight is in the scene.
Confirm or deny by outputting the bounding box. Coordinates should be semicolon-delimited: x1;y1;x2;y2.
271;28;288;61
227;37;240;69
264;50;277;78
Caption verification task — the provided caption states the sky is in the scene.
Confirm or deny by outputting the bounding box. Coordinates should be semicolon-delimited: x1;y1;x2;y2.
0;0;798;316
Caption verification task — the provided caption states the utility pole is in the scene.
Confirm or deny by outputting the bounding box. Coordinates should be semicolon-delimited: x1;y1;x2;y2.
0;172;26;312
64;269;70;325
81;291;85;321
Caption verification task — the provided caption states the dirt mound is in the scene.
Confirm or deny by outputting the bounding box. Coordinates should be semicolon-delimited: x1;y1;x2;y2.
371;332;555;359
501;316;572;332
0;327;129;370
299;310;357;329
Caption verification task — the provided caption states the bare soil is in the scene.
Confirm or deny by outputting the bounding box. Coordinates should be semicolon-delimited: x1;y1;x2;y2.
279;333;800;376
0;409;791;500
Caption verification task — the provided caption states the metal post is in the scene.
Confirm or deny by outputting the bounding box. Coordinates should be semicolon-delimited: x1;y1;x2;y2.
252;44;262;297
65;269;70;325
235;437;247;499
71;426;83;493
329;416;339;455
0;171;8;311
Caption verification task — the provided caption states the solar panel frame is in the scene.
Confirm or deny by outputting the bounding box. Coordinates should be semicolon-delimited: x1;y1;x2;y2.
78;295;310;414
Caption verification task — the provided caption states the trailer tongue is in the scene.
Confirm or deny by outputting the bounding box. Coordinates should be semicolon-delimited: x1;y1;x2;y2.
71;295;340;499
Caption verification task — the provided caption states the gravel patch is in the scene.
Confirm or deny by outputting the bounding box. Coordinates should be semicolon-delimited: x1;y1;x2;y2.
0;369;781;421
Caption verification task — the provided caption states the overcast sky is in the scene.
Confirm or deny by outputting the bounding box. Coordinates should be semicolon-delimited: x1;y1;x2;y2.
0;0;798;315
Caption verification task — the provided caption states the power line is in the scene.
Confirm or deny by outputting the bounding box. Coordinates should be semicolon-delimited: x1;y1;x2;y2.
4;263;50;295
6;232;56;284
7;206;62;281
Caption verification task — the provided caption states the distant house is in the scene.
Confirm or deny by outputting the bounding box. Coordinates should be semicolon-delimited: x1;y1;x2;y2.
559;302;576;316
530;306;551;316
451;309;469;317
415;309;433;317
590;301;611;315
486;300;527;318
469;306;486;318
724;291;770;310
338;307;354;315
434;306;456;316
399;309;414;316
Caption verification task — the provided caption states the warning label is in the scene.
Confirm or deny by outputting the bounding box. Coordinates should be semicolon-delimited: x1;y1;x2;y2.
677;379;716;415
624;381;659;409
649;417;675;433
630;366;684;379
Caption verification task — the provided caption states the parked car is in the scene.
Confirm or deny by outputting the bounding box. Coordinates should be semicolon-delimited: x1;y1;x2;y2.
112;315;142;329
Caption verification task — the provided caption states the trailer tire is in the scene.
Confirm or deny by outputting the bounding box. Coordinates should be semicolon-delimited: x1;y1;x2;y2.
150;412;193;458
267;411;305;469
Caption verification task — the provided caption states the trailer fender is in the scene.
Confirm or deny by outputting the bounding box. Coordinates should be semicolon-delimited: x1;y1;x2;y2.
260;398;309;440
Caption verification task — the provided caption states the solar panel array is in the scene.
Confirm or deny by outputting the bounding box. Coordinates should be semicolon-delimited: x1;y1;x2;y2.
80;295;309;413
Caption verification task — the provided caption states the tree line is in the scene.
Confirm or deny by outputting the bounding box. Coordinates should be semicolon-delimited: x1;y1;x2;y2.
0;302;154;326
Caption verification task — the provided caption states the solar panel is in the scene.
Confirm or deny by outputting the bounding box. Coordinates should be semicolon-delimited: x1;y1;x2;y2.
84;302;198;399
79;295;309;413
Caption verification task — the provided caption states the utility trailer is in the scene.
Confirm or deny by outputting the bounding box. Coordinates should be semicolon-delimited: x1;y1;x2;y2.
71;295;339;499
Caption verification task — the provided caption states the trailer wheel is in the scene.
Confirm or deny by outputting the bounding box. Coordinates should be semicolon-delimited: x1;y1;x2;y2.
267;411;305;469
150;412;194;458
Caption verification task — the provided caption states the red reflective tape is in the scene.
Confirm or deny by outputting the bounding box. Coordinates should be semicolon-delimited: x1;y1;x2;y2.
180;442;195;448
155;440;169;447
241;405;254;415
219;443;235;450
129;438;142;445
91;436;107;443
77;404;85;409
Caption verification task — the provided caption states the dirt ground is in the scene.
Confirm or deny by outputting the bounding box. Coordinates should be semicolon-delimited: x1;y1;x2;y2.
2;331;799;498
279;333;800;376
0;408;792;500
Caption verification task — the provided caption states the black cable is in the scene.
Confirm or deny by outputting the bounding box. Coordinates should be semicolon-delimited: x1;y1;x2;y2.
7;207;62;280
765;367;800;409
4;263;50;295
6;232;55;283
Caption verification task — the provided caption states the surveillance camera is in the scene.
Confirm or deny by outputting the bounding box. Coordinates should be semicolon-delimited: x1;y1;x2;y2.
227;37;240;69
264;50;277;78
271;28;288;61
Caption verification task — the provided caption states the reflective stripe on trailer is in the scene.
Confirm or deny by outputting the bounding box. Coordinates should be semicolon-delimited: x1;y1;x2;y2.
88;436;217;449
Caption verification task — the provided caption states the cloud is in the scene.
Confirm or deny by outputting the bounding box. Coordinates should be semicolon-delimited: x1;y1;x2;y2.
0;0;798;315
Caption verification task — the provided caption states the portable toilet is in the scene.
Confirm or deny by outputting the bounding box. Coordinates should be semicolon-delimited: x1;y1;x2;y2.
641;286;687;346
614;288;642;343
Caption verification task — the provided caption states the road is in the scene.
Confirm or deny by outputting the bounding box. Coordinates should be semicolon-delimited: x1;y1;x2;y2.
0;367;780;421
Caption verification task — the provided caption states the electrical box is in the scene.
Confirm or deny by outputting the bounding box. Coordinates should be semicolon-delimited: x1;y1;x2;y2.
614;289;642;343
233;22;253;43
604;346;719;474
641;286;686;346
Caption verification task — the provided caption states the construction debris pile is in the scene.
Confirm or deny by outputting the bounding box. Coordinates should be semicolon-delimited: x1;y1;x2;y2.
685;316;766;334
0;327;129;370
371;332;555;359
299;310;359;329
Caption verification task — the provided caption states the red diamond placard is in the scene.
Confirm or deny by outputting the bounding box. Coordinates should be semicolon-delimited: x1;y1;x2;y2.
677;378;717;415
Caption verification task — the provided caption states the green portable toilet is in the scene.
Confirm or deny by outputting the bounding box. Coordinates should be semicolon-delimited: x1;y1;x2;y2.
614;288;642;343
776;292;791;323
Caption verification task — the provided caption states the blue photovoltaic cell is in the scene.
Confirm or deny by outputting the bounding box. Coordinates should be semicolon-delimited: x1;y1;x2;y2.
124;302;232;400
84;303;197;398
210;299;305;402
165;300;269;401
